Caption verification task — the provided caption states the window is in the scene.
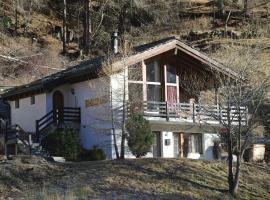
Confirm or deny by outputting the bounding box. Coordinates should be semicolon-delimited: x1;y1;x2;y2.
146;62;161;82
15;99;19;109
188;134;203;154
128;64;142;81
167;65;176;83
30;96;35;105
147;85;162;102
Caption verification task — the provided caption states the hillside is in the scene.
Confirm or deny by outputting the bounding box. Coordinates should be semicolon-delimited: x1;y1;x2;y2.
0;157;270;199
1;0;270;88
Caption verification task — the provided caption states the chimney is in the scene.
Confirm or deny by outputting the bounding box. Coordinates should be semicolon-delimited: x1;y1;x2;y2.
111;32;119;54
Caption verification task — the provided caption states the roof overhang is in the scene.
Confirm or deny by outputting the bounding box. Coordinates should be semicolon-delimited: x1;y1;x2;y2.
1;37;240;101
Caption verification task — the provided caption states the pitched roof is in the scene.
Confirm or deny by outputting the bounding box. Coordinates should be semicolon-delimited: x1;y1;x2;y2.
1;37;238;100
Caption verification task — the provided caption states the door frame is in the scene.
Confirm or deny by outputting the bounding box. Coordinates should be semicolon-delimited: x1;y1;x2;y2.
53;90;64;110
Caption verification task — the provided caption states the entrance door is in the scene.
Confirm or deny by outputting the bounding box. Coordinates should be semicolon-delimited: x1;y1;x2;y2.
167;86;177;103
173;133;180;158
153;132;161;157
53;91;64;123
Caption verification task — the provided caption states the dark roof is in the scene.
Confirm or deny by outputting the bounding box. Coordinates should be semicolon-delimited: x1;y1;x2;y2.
1;37;238;100
1;57;104;100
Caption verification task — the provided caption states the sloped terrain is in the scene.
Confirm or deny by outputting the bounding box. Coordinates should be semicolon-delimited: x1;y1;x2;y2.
0;156;270;199
1;0;270;87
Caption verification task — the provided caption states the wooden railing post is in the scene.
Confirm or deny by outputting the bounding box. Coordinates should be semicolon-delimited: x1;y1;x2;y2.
78;107;81;123
28;133;32;155
36;120;39;143
166;102;169;121
192;103;195;123
15;125;19;155
4;120;8;156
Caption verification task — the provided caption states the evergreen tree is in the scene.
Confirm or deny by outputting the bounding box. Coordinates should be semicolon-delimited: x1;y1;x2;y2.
126;113;153;158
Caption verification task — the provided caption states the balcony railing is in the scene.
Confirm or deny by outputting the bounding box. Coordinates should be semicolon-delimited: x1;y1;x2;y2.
127;101;248;125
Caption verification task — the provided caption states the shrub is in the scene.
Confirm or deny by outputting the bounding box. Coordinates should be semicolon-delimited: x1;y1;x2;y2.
41;127;81;161
80;146;106;161
126;113;153;158
213;140;222;160
243;147;253;162
265;141;270;163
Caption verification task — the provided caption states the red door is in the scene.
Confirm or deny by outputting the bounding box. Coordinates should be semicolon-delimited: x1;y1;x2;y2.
167;86;177;112
167;86;177;102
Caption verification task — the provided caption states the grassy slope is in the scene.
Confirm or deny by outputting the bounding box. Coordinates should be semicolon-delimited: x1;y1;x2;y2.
1;157;270;199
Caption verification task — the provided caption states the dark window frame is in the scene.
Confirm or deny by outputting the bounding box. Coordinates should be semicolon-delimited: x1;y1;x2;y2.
30;95;35;105
15;99;19;109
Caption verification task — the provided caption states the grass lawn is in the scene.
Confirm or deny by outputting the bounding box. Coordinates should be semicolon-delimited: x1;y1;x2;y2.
0;157;270;199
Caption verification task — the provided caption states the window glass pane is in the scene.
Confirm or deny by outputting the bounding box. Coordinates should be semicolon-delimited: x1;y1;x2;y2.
147;85;162;102
31;96;35;105
188;134;202;154
128;64;142;81
146;62;160;82
167;65;176;83
15;100;19;109
128;83;143;102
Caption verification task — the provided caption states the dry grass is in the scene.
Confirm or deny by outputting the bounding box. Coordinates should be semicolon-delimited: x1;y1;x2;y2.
0;157;270;199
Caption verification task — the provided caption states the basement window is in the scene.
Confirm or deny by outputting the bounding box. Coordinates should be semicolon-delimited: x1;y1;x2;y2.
15;99;19;109
30;95;35;105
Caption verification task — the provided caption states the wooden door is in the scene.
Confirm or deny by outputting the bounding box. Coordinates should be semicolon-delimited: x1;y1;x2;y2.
153;132;161;157
167;86;177;103
53;91;64;122
173;133;180;158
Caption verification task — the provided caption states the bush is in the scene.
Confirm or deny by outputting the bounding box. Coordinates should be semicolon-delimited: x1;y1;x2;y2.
213;140;222;160
265;141;270;163
243;147;253;162
79;146;106;161
41;127;81;161
126;113;154;158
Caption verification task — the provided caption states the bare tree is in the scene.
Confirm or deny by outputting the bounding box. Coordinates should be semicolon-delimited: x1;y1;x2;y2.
62;0;67;54
83;0;91;55
96;42;138;159
200;48;270;196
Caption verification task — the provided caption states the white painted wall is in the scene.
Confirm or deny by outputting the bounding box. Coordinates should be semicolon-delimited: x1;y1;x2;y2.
71;78;113;158
10;93;47;132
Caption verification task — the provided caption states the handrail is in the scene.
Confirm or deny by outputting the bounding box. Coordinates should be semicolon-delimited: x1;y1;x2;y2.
127;101;248;124
36;107;81;142
3;123;32;155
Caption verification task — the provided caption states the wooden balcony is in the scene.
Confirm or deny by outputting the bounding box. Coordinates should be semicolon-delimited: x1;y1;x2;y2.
127;101;248;125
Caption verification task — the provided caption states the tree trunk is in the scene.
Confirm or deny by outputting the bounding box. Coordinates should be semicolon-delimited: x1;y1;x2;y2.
24;0;32;33
110;72;120;159
120;69;126;159
83;0;91;55
15;0;18;30
244;0;248;15
62;0;67;54
227;139;234;194
232;154;241;196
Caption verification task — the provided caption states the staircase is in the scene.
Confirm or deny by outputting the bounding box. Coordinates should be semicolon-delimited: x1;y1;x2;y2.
36;107;81;142
0;107;81;156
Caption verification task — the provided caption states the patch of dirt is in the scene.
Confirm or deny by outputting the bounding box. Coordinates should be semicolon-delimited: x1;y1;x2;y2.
0;157;270;200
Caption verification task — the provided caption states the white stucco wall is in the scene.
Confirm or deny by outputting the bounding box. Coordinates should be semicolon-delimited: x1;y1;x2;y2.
71;78;113;158
10;93;47;132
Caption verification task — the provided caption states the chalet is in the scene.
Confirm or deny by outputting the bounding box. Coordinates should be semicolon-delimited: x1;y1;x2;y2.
0;36;246;159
